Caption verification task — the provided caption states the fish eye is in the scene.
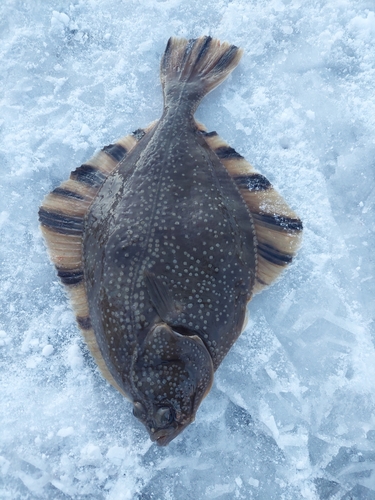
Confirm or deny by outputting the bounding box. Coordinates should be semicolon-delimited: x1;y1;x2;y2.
155;406;174;427
133;402;147;421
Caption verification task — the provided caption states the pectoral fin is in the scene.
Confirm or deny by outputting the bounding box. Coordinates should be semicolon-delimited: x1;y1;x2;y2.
144;270;178;322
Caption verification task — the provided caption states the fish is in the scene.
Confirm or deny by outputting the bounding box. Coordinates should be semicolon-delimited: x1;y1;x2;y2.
38;36;302;446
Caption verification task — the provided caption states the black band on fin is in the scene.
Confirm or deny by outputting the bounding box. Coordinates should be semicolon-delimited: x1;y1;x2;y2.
57;268;84;285
38;208;84;235
77;316;92;330
201;130;218;138
252;213;303;232
133;128;146;140
195;36;213;63
215;146;243;160
234;174;272;191
70;164;107;187
102;144;127;162
52;187;85;200
258;242;293;265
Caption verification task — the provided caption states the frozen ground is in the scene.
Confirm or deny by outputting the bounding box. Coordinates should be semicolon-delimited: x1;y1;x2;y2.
1;0;374;498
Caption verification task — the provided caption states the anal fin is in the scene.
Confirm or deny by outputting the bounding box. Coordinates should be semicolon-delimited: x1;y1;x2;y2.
196;121;303;296
38;122;158;395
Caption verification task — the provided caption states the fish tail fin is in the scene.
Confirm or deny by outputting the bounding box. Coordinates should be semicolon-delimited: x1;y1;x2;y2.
160;36;243;111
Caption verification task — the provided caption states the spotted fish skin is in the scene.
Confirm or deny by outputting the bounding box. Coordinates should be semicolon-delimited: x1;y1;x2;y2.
85;108;256;372
38;36;303;446
83;37;256;445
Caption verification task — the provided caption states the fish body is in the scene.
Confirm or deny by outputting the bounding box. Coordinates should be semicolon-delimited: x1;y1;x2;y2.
39;36;302;445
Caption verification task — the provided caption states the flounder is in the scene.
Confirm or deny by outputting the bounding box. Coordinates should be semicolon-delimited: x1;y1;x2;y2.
39;36;302;446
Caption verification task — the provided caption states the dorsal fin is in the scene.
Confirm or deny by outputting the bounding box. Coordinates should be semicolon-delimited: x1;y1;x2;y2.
196;121;303;295
38;121;158;396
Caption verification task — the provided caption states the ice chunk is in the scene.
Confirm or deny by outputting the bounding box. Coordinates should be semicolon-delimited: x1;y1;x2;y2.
0;456;10;475
66;344;84;370
249;477;259;488
57;427;74;438
314;478;342;499
348;11;375;40
42;344;54;357
106;446;127;466
79;444;102;467
51;11;70;28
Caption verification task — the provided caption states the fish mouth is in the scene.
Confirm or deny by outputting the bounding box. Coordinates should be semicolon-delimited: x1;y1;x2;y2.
150;427;181;446
155;434;172;446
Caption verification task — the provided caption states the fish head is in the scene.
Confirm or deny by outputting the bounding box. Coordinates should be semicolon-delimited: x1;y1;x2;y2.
131;323;214;445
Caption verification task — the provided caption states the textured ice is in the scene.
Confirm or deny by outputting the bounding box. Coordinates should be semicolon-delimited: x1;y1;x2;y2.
1;0;374;499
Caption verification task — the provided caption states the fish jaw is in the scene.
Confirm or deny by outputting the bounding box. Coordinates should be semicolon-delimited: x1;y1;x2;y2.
150;422;191;446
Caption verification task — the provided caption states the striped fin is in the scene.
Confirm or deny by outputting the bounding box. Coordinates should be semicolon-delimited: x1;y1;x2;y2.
38;122;157;396
196;122;303;295
161;37;243;109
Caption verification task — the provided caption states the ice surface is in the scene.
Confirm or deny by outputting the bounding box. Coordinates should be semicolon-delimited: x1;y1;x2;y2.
0;0;374;498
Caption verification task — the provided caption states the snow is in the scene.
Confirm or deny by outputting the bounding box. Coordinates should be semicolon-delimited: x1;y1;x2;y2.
41;344;54;357
0;0;374;498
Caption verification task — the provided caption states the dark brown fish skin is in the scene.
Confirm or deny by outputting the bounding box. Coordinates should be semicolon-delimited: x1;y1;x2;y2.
37;37;303;445
82;37;256;444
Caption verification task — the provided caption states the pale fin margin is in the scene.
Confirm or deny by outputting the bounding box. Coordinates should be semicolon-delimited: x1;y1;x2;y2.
38;122;158;396
196;122;303;295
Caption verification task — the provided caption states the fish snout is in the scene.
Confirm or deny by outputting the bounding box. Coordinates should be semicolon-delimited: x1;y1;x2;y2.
149;426;181;446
